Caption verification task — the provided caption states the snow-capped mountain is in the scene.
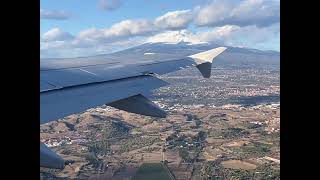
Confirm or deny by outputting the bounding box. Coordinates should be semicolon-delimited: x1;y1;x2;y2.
108;42;279;68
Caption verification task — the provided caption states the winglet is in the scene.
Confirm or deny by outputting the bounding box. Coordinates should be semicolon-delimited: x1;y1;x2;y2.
188;47;227;78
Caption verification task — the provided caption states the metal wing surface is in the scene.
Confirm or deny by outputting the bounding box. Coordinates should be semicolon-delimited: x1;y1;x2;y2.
40;47;226;169
40;47;226;124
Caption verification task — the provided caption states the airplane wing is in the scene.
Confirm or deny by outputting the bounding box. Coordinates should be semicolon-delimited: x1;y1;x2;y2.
40;47;227;169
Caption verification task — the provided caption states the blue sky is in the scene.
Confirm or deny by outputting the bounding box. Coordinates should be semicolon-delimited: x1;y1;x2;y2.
40;0;280;58
41;0;203;34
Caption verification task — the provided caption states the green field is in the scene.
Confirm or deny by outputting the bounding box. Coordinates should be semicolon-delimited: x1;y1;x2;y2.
132;163;173;180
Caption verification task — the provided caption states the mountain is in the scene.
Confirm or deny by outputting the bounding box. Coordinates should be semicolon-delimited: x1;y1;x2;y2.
107;42;280;69
43;41;279;69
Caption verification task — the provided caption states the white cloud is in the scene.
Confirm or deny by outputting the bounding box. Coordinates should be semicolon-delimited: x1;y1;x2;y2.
147;23;279;50
98;0;123;11
76;10;195;43
40;9;71;20
42;28;74;42
105;19;156;39
41;23;279;58
41;0;280;58
41;40;67;50
65;10;193;45
197;25;241;44
218;23;280;49
76;20;156;42
194;0;279;27
154;10;193;30
41;36;145;58
41;0;279;46
146;30;204;44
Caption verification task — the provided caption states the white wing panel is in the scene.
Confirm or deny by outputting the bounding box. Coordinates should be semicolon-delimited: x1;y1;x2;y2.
80;64;142;82
40;68;103;90
40;81;58;92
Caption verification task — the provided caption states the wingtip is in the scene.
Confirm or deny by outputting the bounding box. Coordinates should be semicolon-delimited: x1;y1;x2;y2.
189;47;227;78
188;47;227;63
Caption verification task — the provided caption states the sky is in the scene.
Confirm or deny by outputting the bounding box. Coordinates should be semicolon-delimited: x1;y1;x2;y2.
40;0;280;58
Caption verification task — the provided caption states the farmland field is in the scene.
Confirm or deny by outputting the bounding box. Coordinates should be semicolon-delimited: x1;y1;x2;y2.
132;163;173;180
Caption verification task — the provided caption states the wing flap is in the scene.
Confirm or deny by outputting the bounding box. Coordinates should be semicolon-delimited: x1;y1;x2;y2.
108;94;167;118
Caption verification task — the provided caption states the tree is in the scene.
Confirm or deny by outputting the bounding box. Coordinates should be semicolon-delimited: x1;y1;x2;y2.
179;148;190;162
85;153;100;169
197;131;207;141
